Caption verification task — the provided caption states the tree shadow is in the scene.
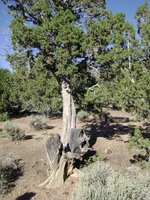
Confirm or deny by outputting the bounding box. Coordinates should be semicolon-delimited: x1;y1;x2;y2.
15;192;36;200
47;125;55;130
109;116;130;123
142;122;150;127
130;154;149;162
141;125;150;139
8;159;24;183
0;159;24;193
25;135;33;140
84;121;135;146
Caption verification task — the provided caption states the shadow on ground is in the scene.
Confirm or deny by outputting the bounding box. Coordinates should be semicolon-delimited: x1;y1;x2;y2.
83;120;135;147
15;192;36;200
25;135;33;140
83;115;149;149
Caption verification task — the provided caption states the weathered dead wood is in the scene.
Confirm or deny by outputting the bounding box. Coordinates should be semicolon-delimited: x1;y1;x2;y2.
40;129;91;189
61;81;76;147
45;134;63;169
68;128;90;154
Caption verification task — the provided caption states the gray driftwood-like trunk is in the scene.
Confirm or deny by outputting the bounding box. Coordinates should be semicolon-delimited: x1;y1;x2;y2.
40;82;91;189
61;81;76;147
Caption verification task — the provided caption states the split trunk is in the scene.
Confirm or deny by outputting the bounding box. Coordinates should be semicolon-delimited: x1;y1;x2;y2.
40;81;90;188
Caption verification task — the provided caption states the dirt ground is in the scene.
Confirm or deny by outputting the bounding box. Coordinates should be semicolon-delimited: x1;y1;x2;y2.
0;109;148;200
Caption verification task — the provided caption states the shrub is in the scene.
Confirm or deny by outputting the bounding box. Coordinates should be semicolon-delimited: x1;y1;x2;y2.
29;115;49;130
0;130;7;139
0;158;23;195
0;112;9;122
77;110;91;122
128;128;150;163
3;122;25;141
82;150;103;167
72;162;150;200
0;164;9;195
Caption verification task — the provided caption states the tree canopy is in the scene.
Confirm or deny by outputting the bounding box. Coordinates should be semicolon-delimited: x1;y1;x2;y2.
1;0;149;119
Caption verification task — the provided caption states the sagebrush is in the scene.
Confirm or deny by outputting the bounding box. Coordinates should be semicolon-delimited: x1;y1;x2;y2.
3;122;25;141
0;112;9;122
29;115;49;130
0;158;23;195
72;162;150;200
77;110;92;122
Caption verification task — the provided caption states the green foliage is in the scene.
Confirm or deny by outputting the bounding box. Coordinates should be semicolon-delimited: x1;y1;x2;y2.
112;70;150;118
128;128;150;151
135;1;149;35
135;1;150;70
128;128;150;159
2;0;150;120
82;151;103;167
140;160;150;169
0;157;23;195
7;2;89;95
0;112;9;122
8;61;62;115
0;69;12;113
3;0;103;119
29;115;49;131
84;82;111;112
0;130;7;139
3;122;25;141
72;162;150;200
77;110;90;122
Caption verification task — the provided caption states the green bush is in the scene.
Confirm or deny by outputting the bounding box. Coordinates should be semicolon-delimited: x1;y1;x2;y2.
128;128;150;156
0;165;9;195
3;122;25;141
82;150;103;167
29;115;49;130
0;112;9;122
0;158;23;195
128;128;150;167
72;162;150;200
0;131;7;139
77;110;91;122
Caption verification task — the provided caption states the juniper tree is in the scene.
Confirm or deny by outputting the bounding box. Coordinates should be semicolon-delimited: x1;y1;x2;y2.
0;68;11;113
8;53;62;115
84;10;137;112
2;0;107;145
3;0;149;187
111;2;150;117
2;0;108;187
135;0;150;71
84;4;150;118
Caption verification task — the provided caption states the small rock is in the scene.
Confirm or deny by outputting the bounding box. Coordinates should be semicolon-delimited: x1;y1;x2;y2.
115;137;123;141
105;148;112;154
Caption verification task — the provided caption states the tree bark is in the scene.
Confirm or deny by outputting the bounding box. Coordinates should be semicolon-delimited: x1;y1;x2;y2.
61;81;76;147
39;131;89;189
40;82;91;189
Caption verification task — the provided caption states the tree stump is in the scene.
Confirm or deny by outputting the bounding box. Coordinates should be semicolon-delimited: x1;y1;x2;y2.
40;129;91;188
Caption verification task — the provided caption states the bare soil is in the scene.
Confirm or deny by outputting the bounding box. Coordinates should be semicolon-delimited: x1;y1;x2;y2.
0;110;147;200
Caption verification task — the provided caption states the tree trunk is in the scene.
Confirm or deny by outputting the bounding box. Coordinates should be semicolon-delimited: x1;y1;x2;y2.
61;81;76;147
39;130;90;188
40;82;91;189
